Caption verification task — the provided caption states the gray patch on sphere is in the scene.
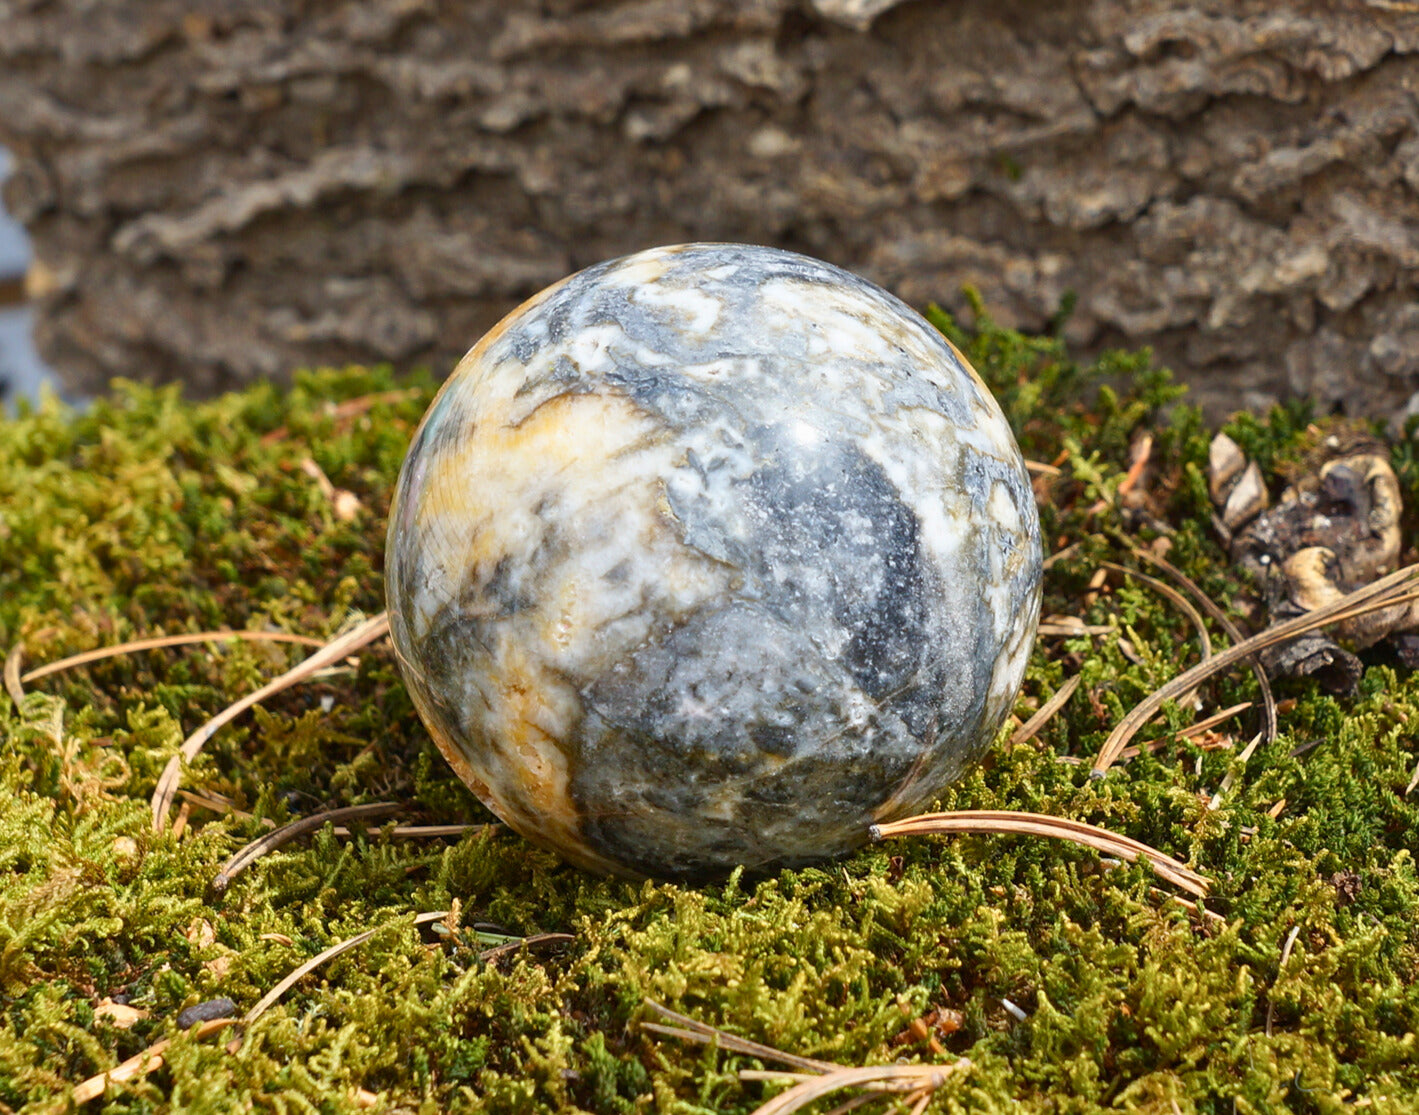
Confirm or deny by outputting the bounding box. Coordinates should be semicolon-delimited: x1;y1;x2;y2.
570;439;1002;877
574;602;920;879
730;442;932;703
399;611;496;749
663;436;984;747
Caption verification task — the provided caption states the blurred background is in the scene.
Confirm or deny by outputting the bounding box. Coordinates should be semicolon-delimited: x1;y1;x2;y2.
0;147;51;404
1;0;1418;421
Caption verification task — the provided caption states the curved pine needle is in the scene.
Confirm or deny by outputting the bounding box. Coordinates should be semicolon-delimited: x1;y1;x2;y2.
1101;561;1212;663
477;932;576;963
1128;544;1278;746
245;910;448;1024
77;912;563;1100
1265;923;1304;1037
642;1004;970;1115
739;1072;824;1084
1091;563;1419;776
70;1018;238;1105
1208;731;1266;810
246;914;569;1025
748;1063;969;1115
350;823;484;839
150;612;391;832
7;626;61;706
181;791;484;843
738;1069;930;1094
1318;589;1419;633
1006;675;1080;748
212;803;403;893
816;1091;879;1115
870;810;1210;897
20;629;326;685
4;643;23;706
1041;541;1081;572
642;1000;839;1075
1123;701;1251;760
1037;620;1113;636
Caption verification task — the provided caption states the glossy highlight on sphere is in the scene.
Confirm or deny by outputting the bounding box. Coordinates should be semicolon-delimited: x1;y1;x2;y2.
386;243;1042;879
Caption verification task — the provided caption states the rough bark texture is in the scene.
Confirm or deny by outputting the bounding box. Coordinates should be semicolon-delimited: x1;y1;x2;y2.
2;0;1418;420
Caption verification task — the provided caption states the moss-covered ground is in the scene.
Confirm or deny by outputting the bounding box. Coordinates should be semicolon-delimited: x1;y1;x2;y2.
2;306;1418;1113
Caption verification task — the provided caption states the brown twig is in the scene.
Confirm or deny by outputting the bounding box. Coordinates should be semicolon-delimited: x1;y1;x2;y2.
1086;434;1154;516
1091;563;1419;777
178;789;271;823
19;630;326;686
150;612;390;832
1006;675;1081;748
1037;619;1113;637
1319;589;1419;632
818;1092;879;1115
869;810;1210;897
906;1087;934;1115
1150;888;1226;924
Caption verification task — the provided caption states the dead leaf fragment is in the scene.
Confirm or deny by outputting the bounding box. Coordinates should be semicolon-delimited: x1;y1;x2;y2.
1208;431;1246;503
1222;461;1268;530
95;998;149;1029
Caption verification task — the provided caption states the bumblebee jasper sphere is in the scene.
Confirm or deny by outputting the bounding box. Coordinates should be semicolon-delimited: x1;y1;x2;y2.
386;243;1042;879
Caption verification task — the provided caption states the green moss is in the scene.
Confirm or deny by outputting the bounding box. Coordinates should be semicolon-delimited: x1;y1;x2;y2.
1;338;1418;1113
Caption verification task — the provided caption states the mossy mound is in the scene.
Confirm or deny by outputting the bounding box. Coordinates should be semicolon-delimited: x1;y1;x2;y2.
3;309;1418;1114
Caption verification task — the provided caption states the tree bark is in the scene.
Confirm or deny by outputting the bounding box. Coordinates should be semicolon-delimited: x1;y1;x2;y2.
2;0;1418;420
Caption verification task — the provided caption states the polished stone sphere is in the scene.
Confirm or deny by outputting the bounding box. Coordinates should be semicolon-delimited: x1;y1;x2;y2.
385;243;1041;879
